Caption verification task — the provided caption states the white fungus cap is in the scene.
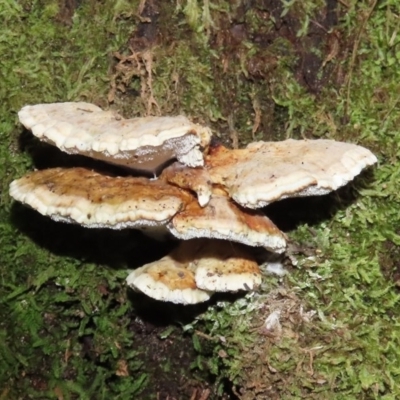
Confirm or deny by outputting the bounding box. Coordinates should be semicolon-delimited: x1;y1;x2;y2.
18;102;211;173
208;140;378;209
163;139;377;209
9;167;191;229
126;254;211;305
168;194;287;253
187;240;262;292
126;239;262;302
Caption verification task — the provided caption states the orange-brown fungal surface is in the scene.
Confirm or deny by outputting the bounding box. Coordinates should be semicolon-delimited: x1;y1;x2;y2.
169;194;287;253
160;162;212;207
185;239;262;292
126;239;261;303
126;250;211;305
9;167;288;251
9;167;192;229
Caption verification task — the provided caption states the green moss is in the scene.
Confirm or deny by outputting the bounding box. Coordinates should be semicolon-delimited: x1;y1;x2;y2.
2;0;400;398
183;2;400;398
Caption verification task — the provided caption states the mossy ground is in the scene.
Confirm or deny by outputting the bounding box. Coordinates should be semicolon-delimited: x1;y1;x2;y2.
1;0;400;398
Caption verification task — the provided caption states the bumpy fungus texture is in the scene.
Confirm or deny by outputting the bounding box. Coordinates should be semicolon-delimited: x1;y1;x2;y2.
126;239;261;304
168;192;287;253
10;101;378;304
9;167;191;229
126;247;211;305
18;102;211;173
163;140;378;208
161;162;212;207
9;167;286;252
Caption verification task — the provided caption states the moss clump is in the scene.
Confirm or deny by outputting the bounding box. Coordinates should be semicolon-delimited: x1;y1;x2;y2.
2;0;400;398
181;1;400;398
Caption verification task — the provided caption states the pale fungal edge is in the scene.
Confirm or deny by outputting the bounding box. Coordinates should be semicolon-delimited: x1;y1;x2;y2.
126;271;211;305
18;104;211;156
167;224;287;253
9;181;180;230
195;270;262;292
230;149;378;209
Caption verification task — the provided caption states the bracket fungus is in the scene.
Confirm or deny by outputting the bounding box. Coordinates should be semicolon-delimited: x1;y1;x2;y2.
9;167;192;230
9;167;286;251
126;239;261;305
10;102;378;304
167;192;287;253
125;242;212;305
162;140;378;209
18;102;211;174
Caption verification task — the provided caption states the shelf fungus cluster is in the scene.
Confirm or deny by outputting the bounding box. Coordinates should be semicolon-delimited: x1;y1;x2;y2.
10;102;378;304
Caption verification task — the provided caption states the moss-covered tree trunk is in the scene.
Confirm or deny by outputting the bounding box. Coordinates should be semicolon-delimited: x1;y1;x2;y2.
1;0;400;398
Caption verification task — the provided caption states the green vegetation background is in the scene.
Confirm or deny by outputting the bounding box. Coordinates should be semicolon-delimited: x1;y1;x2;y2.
1;0;400;398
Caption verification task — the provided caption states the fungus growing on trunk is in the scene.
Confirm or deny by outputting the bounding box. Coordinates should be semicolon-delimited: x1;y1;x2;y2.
10;102;378;304
126;239;261;304
9;167;192;230
162;140;378;208
168;191;287;253
18;102;211;174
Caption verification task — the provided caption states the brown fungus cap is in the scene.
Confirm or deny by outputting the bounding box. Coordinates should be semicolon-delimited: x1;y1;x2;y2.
126;239;262;303
10;168;287;252
162;139;377;209
186;239;262;292
160;162;212;207
18;102;211;174
9;167;192;229
168;193;287;253
126;251;211;305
